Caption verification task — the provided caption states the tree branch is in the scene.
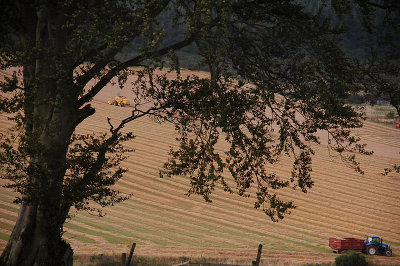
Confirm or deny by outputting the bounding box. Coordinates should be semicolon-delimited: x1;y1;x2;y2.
74;47;115;89
74;0;174;98
74;104;96;127
110;105;169;135
359;0;400;10
124;35;195;67
77;35;195;107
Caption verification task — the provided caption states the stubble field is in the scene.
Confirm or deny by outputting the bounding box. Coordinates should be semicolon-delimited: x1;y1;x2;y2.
0;69;399;265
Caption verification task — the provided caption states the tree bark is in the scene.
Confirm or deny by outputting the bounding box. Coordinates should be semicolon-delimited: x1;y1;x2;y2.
1;3;77;265
0;203;72;266
1;94;75;265
0;85;76;265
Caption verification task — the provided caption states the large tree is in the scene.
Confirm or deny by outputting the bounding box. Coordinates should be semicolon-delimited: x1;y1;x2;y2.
359;1;400;116
0;0;377;265
339;0;400;115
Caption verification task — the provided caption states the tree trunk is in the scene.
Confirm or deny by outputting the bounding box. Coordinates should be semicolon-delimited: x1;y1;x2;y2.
0;204;72;266
387;84;400;118
1;3;78;265
391;101;400;117
1;106;75;266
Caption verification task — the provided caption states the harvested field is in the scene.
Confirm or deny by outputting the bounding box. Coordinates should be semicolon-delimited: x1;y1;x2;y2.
0;69;399;265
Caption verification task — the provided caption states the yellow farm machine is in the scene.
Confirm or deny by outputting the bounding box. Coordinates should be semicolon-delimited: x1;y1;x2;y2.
107;96;130;107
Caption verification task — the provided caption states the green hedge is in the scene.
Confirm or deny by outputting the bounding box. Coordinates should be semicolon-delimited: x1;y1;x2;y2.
335;253;368;266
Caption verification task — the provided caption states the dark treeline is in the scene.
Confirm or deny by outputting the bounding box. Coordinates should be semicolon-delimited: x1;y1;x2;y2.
120;1;395;70
117;1;399;107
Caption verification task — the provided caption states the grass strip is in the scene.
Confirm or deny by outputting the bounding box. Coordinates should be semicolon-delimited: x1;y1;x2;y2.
119;175;331;245
0;195;15;203
0;212;16;222
76;214;238;248
63;232;97;244
71;217;169;246
95;205;263;248
0;202;19;213
0;231;10;241
64;222;132;244
0;220;14;231
121;199;331;252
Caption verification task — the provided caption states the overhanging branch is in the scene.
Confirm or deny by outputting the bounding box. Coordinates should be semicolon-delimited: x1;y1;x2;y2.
359;0;400;10
77;35;195;107
109;105;168;135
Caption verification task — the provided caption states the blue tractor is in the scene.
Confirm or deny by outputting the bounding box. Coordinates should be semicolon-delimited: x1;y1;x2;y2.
365;235;392;257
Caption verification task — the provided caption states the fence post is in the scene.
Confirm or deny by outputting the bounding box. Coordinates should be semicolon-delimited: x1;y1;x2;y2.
252;244;263;266
121;252;126;266
126;242;136;266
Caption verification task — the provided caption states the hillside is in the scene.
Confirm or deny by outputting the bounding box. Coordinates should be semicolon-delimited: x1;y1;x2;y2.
0;70;400;265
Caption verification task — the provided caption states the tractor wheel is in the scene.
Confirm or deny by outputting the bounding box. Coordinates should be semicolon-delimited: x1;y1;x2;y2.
384;248;392;257
120;103;124;107
367;245;378;255
114;102;118;106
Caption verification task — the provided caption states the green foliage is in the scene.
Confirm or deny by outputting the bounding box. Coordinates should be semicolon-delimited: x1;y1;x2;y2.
382;164;400;176
0;118;133;214
385;111;397;119
334;253;368;266
0;0;380;224
63;132;134;215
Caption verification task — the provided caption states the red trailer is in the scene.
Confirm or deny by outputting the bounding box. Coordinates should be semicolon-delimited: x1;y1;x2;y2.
329;237;365;254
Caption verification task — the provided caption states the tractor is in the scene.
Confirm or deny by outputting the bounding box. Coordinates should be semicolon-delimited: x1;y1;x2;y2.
364;235;392;257
107;96;130;107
